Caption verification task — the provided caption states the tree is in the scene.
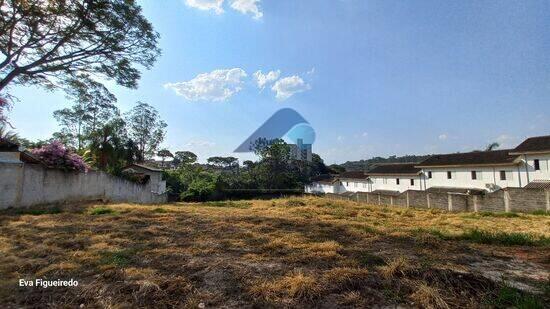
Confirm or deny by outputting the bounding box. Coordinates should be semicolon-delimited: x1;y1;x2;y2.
31;141;89;172
173;151;197;167
53;78;119;150
207;156;239;169
125;101;167;161
157;149;173;167
0;0;160;93
0;123;18;142
485;142;500;151
87;117;127;171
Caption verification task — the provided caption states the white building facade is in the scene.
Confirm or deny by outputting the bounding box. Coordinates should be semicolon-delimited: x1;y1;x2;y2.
306;135;550;194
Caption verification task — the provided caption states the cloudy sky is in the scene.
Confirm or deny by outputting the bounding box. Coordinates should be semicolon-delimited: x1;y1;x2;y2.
8;0;550;164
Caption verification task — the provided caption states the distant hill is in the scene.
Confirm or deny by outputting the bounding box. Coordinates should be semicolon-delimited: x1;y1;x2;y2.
338;154;432;172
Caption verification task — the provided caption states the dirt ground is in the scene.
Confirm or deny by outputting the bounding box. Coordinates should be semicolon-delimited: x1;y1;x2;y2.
0;196;549;308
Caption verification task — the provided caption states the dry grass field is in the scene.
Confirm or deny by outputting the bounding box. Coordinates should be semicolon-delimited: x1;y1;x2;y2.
1;196;549;308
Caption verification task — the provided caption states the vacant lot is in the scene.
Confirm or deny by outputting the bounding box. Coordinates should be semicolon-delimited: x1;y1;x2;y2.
1;197;549;308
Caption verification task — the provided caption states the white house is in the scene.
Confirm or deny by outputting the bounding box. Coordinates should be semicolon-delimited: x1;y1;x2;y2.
366;163;423;193
416;149;522;192
509;135;550;186
305;135;550;194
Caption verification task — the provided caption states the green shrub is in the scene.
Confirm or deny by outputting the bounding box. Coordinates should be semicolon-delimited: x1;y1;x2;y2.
90;207;116;215
152;207;168;213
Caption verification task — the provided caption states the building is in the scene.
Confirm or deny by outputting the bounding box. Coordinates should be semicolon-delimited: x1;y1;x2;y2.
289;138;312;161
306;134;550;194
366;163;423;193
121;164;167;194
416;149;521;192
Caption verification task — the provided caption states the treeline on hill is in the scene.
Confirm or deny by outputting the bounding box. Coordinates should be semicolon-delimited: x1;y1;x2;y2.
338;154;431;172
164;139;332;202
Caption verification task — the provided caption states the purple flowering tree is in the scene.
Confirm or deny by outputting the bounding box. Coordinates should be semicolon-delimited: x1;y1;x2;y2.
31;141;89;172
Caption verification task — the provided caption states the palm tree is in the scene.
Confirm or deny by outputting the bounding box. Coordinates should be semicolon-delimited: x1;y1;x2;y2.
485;142;500;151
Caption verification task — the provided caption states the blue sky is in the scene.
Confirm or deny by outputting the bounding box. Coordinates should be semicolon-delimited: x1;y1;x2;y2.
8;0;550;164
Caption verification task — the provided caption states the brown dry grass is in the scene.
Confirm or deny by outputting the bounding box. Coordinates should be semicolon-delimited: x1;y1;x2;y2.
0;196;549;308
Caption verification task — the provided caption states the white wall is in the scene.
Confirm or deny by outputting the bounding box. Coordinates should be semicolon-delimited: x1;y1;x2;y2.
422;165;520;190
521;153;550;184
368;175;422;192
0;163;167;209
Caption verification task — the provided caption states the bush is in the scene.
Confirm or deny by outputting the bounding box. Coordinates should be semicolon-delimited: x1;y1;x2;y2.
31;141;89;172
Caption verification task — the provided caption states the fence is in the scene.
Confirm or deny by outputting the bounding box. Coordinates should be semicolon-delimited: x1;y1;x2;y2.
0;162;167;209
324;188;550;213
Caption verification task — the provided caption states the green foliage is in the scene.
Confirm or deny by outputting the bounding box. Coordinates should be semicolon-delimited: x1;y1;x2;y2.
90;207;117;215
173;151;197;167
0;0;160;93
125;101;167;161
152;207;168;213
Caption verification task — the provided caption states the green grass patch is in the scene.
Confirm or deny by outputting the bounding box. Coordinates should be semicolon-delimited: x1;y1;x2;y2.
99;249;138;267
152;207;169;213
15;207;62;215
416;228;548;247
90;207;117;215
489;285;545;309
458;229;546;246
203;201;251;209
530;210;549;216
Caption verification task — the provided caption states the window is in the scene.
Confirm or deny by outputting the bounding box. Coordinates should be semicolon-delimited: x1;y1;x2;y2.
534;159;540;171
428;171;432;179
354;182;357;187
363;183;367;188
499;170;506;181
410;179;414;185
471;171;477;180
346;182;349;186
396;178;400;185
447;171;452;179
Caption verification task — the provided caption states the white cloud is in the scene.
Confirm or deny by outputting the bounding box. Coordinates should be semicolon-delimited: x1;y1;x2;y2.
362;132;368;137
253;70;280;90
438;134;447;141
185;139;216;147
185;0;224;14
164;68;247;102
230;0;263;19
337;135;344;141
271;75;311;100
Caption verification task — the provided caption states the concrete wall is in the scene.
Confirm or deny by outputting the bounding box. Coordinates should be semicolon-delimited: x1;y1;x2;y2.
324;187;549;213
0;163;167;209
